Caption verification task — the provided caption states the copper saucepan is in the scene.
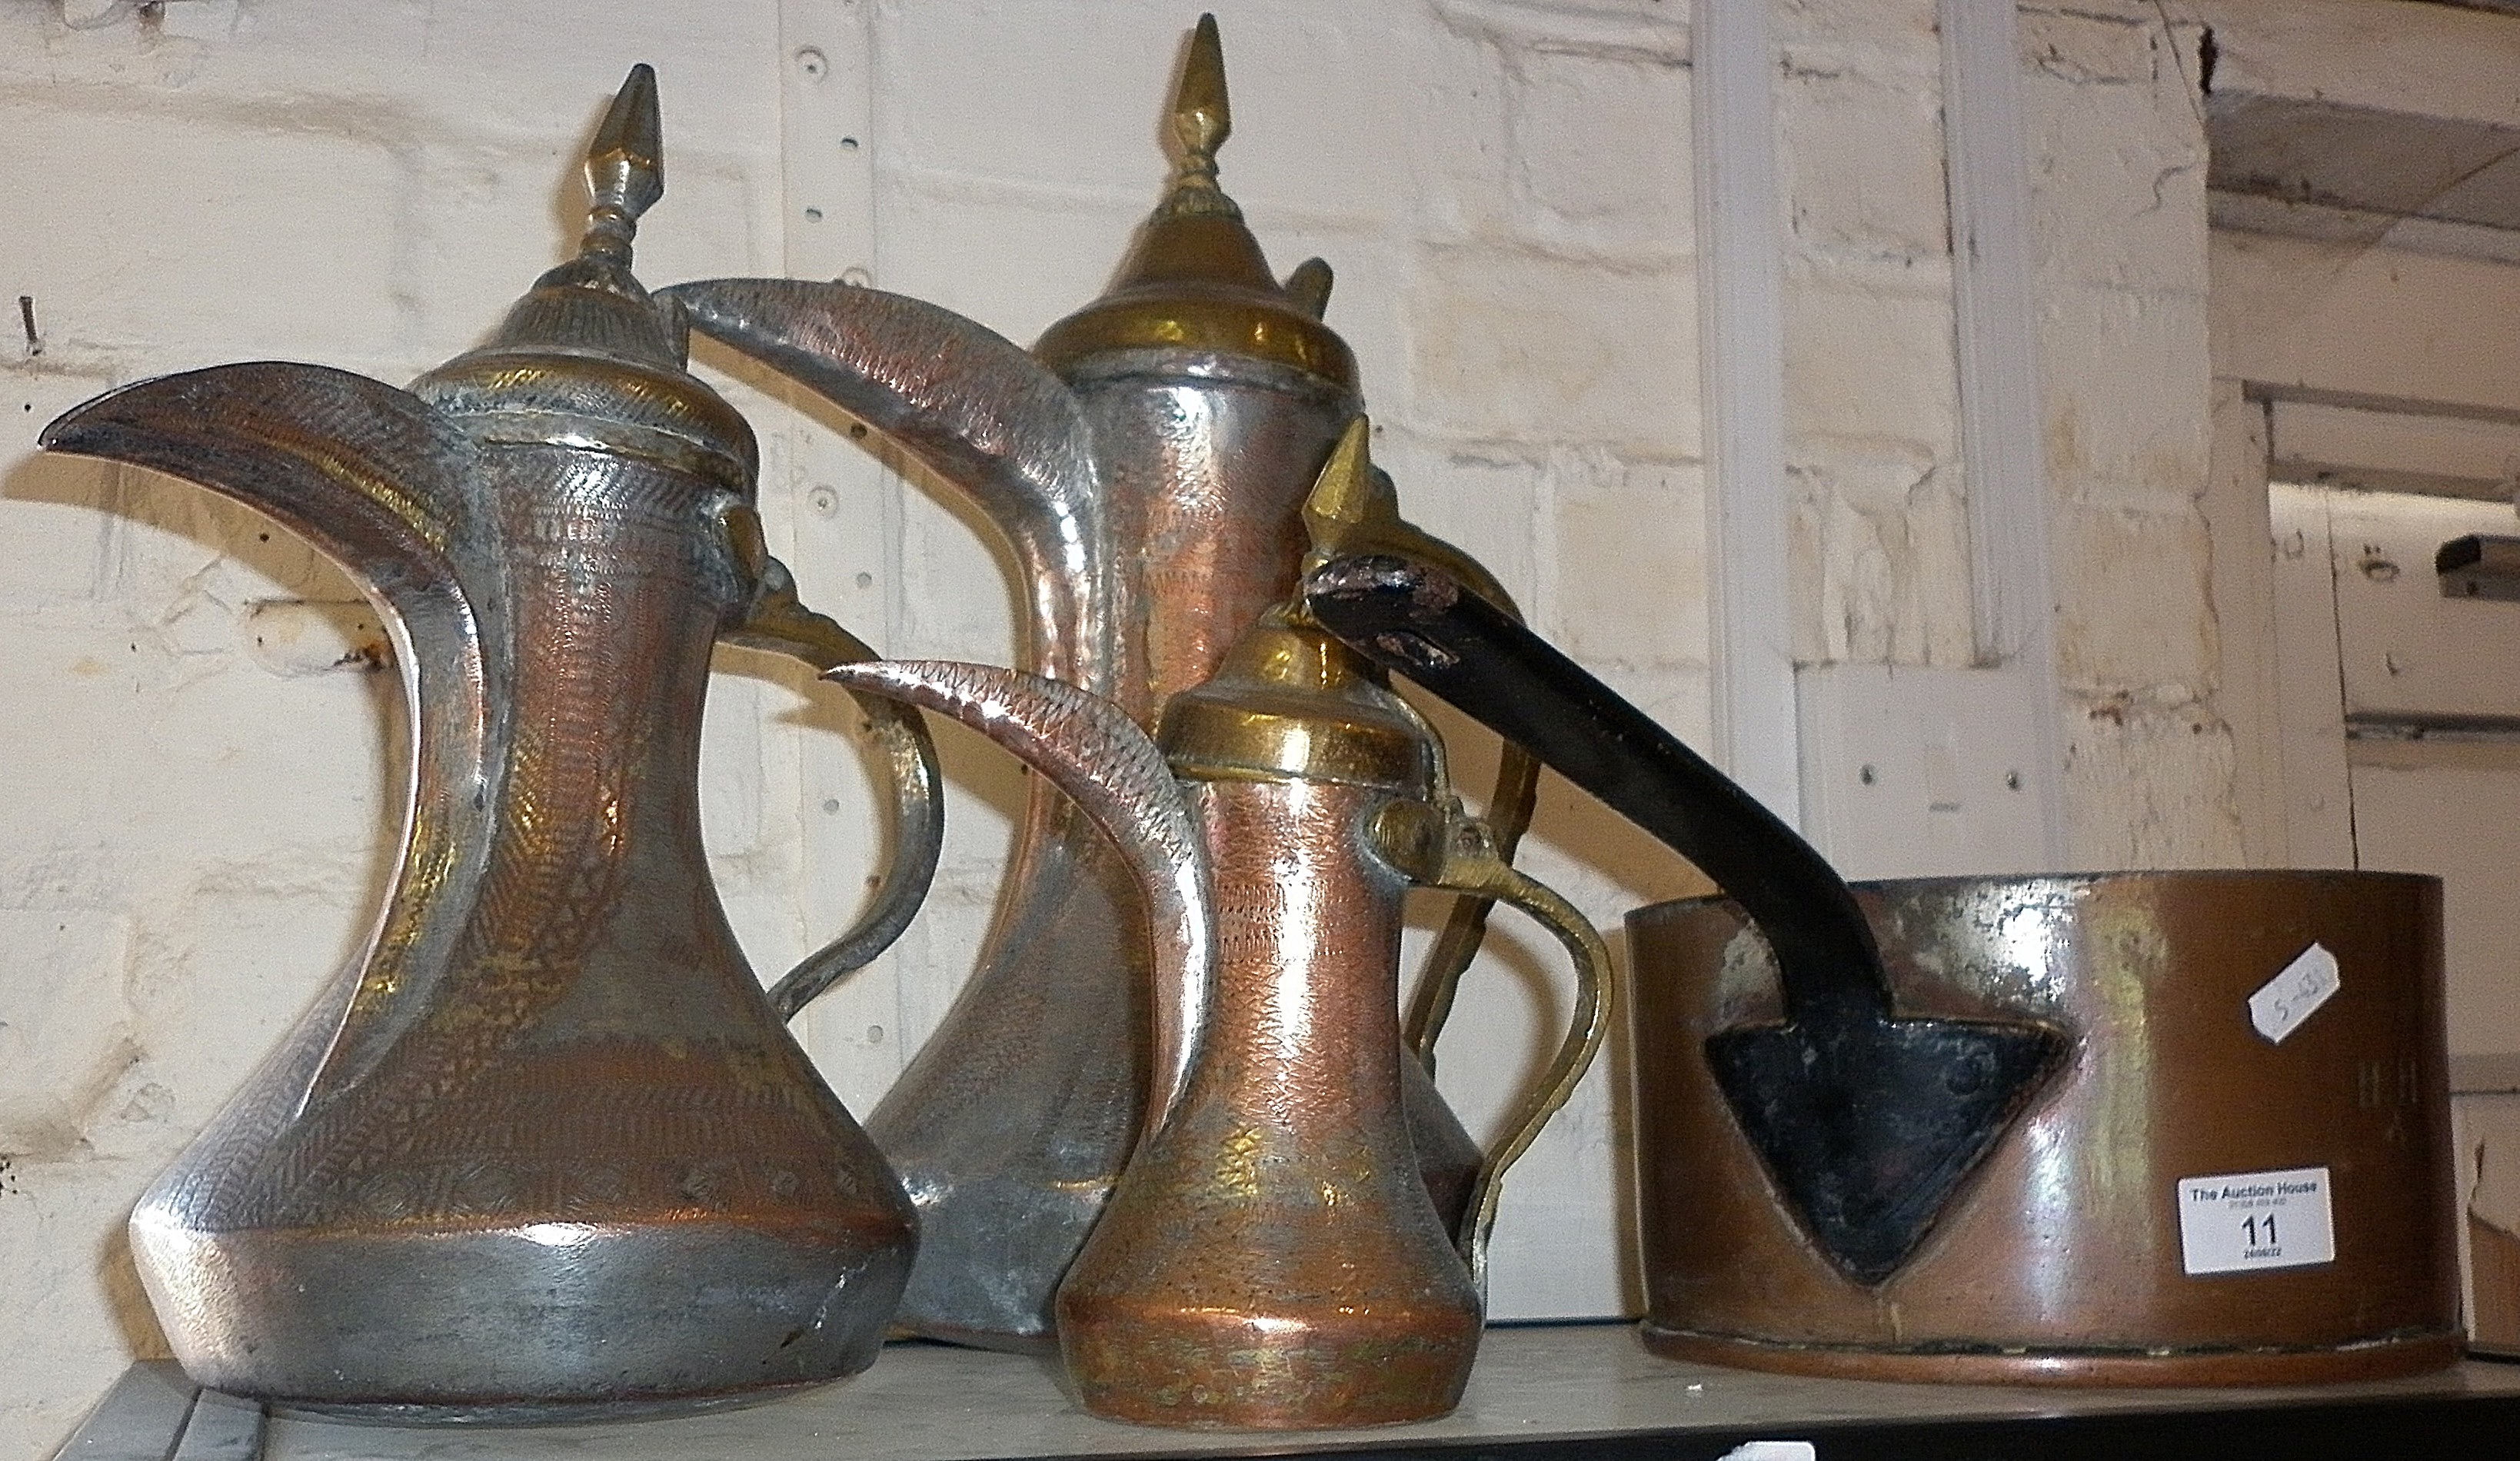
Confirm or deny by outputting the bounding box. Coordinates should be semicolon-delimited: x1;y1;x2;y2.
1303;554;2461;1385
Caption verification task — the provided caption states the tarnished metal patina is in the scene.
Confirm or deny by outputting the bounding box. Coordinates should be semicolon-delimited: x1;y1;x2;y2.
830;433;1610;1429
1631;871;2460;1386
661;16;1539;1350
38;68;937;1421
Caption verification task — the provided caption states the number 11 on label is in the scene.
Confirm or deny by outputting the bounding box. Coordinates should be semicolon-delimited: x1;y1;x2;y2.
2176;1166;2337;1276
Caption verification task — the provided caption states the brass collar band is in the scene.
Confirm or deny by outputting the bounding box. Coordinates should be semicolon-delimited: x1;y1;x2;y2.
448;409;754;491
415;353;758;493
1162;699;1431;792
1034;291;1356;389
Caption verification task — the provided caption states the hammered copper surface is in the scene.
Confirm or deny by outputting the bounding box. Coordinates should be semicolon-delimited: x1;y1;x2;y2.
1631;871;2459;1385
1057;779;1482;1429
834;631;1610;1429
38;68;929;1419
661;18;1530;1350
1048;593;1610;1429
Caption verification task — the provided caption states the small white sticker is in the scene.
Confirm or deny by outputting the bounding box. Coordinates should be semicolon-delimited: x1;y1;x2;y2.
1719;1446;1816;1461
2249;942;2340;1044
2177;1165;2336;1275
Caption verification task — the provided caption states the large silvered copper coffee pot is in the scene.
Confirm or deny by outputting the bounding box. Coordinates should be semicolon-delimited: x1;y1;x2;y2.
38;69;940;1421
663;15;1541;1350
826;427;1610;1429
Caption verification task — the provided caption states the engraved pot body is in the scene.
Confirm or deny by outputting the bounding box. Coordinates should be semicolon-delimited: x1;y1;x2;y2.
1070;351;1355;721
120;442;916;1420
659;21;1532;1355
1054;777;1483;1429
38;68;937;1421
1631;870;2460;1386
1049;584;1607;1429
824;633;1610;1429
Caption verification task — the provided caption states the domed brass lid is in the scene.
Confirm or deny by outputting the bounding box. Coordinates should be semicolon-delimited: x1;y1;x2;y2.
410;65;758;494
1158;605;1430;792
1031;15;1357;389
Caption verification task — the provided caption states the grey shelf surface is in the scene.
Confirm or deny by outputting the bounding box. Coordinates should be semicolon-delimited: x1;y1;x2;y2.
58;1324;2520;1461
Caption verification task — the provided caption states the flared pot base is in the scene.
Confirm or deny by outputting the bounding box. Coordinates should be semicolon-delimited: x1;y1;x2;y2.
1064;1309;1479;1429
138;1214;912;1414
271;1383;822;1428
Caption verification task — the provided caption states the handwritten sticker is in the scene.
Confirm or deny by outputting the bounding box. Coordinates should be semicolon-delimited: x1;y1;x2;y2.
2249;942;2340;1044
2176;1166;2335;1275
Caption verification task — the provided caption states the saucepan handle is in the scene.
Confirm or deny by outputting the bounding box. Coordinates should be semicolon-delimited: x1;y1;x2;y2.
1302;552;1881;1004
713;504;946;1019
1368;798;1611;1292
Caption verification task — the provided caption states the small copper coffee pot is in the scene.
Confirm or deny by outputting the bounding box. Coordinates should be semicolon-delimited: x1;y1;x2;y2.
830;428;1610;1429
39;68;937;1420
663;15;1540;1351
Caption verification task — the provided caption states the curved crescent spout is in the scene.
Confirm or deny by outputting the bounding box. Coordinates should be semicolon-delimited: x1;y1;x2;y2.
825;659;1212;1136
664;278;1110;693
41;362;494;1097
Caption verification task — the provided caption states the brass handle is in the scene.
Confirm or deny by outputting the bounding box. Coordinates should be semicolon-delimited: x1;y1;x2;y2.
1370;797;1613;1292
1295;418;1543;1075
1345;520;1540;1075
714;504;947;1019
1405;741;1540;1069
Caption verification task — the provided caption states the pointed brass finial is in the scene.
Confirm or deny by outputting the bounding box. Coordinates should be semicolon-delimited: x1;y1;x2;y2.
1300;416;1524;618
581;64;664;265
1303;418;1402;564
1159;15;1240;221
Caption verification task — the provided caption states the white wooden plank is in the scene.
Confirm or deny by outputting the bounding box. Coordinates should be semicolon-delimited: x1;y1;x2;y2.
2205;382;2285;867
2327;491;2520;724
1937;0;2069;870
1693;0;1800;827
2346;737;2520;1061
2265;484;2355;867
766;0;915;1111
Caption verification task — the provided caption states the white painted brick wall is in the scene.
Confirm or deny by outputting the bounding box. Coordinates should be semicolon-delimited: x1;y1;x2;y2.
1;0;2376;1449
2018;1;2236;871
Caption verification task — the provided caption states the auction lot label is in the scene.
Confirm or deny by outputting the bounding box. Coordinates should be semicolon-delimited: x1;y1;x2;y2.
2177;1165;2335;1275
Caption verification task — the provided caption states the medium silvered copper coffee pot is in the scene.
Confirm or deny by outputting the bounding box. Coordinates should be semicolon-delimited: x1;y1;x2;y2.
663;15;1540;1350
828;429;1611;1429
39;68;938;1421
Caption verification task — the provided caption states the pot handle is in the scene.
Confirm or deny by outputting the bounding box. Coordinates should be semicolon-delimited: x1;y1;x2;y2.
713;504;947;1018
1292;419;1546;1073
1367;796;1611;1293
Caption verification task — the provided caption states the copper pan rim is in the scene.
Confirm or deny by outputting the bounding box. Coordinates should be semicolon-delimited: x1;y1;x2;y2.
1626;867;2442;930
